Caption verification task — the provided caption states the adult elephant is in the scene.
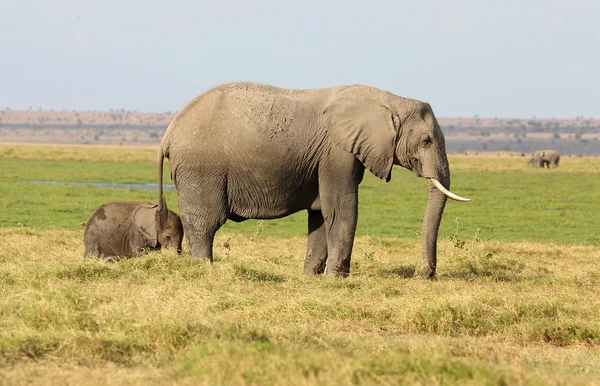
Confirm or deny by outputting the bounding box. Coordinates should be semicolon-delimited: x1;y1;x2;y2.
157;83;470;278
529;150;560;168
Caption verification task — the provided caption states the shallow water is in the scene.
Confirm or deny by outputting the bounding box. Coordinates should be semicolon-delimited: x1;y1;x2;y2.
23;181;175;190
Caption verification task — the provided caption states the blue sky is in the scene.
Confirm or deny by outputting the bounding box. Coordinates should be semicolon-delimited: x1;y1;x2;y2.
1;0;598;117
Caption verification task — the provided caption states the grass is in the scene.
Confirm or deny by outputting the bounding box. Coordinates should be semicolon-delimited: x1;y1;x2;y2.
1;229;599;384
2;143;600;244
1;143;600;384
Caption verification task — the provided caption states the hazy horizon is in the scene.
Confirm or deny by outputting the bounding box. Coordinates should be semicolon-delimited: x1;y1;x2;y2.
1;107;597;121
1;0;599;118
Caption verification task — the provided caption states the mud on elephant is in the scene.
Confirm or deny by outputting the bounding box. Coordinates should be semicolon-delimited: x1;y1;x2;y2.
157;82;470;278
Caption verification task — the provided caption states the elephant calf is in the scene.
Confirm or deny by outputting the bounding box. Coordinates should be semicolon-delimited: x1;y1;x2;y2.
84;200;184;259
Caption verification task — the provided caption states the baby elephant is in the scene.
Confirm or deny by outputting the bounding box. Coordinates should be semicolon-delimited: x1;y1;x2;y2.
84;200;184;259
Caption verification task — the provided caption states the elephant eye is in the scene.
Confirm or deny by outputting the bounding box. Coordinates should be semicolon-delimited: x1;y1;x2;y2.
422;135;432;145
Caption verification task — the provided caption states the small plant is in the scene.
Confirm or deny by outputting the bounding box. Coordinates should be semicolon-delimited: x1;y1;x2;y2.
448;221;485;254
223;238;231;258
473;228;482;243
251;221;264;241
447;218;466;249
364;251;375;261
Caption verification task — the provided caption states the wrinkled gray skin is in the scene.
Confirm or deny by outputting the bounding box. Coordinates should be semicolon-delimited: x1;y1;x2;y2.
84;201;183;259
529;150;560;168
158;82;464;278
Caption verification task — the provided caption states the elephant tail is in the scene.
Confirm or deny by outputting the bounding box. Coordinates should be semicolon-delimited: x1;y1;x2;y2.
156;145;169;230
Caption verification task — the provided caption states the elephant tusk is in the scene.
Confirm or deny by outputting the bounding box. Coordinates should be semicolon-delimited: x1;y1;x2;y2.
429;178;471;202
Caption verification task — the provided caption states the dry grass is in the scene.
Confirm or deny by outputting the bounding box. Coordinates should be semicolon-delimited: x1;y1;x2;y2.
448;152;600;174
1;228;599;385
0;142;156;163
0;141;595;174
3;142;600;173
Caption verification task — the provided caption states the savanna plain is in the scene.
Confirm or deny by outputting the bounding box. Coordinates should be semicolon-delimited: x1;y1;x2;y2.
1;143;600;385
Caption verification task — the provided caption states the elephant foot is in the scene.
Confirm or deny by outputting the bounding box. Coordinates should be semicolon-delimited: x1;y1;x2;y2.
304;263;326;276
324;264;350;278
326;269;350;278
187;244;214;262
193;255;213;263
417;265;436;279
304;255;327;275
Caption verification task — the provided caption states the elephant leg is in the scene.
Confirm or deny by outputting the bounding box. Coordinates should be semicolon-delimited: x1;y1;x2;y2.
304;210;328;275
318;156;363;277
177;186;228;262
321;192;358;277
180;211;226;262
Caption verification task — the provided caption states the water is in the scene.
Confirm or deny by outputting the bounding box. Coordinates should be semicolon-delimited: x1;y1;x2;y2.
23;181;175;191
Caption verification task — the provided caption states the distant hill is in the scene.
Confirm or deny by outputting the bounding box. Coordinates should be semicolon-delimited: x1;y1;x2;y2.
1;109;599;155
1;109;598;130
0;109;175;127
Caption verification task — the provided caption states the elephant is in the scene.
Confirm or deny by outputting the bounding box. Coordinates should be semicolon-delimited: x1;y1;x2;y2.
156;82;470;278
528;150;560;168
84;201;184;259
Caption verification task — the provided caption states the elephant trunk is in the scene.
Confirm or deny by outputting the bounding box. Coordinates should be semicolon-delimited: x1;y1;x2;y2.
419;175;449;278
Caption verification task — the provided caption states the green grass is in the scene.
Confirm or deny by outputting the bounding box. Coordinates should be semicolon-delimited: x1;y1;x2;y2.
1;144;600;385
2;144;600;245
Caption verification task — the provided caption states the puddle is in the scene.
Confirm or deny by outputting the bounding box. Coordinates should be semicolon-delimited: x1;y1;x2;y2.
23;181;175;191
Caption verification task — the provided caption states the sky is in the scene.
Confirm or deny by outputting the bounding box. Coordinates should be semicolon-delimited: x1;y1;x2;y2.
0;0;598;118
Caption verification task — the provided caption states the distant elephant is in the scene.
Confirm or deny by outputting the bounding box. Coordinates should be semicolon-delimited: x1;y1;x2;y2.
84;201;184;259
528;150;560;168
157;82;470;278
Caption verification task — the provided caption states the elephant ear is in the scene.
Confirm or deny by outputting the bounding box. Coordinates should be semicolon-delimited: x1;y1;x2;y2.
323;87;397;181
133;203;159;248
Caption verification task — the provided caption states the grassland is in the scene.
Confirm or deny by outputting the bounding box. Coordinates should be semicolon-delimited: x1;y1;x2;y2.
1;143;600;385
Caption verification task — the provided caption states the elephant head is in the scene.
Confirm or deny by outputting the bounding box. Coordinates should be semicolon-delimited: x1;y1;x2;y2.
324;85;469;277
135;201;184;253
